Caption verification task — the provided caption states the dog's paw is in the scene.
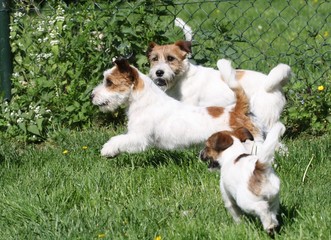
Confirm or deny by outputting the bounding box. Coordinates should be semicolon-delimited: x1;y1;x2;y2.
100;141;119;158
266;224;278;237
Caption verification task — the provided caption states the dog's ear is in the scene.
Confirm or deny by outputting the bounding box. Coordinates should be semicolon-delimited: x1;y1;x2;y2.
113;57;131;72
209;132;234;152
175;40;192;53
113;58;139;83
146;42;158;57
234;127;254;142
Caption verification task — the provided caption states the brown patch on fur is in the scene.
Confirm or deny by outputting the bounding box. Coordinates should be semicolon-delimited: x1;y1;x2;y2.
207;107;224;118
229;87;259;136
105;68;133;93
248;160;267;195
106;62;144;92
174;40;192;53
234;153;250;164
233;127;254;142
201;131;234;161
235;70;245;81
146;41;189;75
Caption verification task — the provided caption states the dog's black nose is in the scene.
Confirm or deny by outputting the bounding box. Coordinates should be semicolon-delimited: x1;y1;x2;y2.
155;78;166;86
90;93;95;101
156;70;164;77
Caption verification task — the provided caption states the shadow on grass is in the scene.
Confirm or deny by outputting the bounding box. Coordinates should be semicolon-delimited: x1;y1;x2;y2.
278;203;298;231
109;147;205;169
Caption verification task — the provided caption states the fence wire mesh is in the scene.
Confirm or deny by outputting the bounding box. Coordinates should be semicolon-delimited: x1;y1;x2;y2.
4;0;331;137
9;0;331;79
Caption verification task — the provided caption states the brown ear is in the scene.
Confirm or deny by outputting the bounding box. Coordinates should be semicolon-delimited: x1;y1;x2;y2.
174;40;192;53
209;132;234;152
114;58;131;72
114;58;139;83
234;127;254;142
146;42;158;57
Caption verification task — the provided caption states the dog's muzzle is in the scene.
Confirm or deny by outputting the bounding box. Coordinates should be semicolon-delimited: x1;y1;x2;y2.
199;150;220;170
154;78;167;87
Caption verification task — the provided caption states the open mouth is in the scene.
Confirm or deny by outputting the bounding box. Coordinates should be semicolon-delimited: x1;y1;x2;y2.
154;78;167;87
96;101;109;107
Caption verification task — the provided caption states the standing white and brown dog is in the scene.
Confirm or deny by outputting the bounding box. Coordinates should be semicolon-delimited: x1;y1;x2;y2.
147;40;291;134
200;122;285;235
91;58;261;157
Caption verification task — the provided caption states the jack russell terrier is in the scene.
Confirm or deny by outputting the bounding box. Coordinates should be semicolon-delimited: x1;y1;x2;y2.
147;40;291;134
200;122;285;235
91;58;262;157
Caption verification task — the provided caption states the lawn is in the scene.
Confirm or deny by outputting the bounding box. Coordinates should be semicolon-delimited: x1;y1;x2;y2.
1;0;330;239
0;128;330;239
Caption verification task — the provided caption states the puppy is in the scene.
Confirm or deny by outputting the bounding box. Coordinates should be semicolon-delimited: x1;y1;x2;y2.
91;58;261;157
146;40;291;134
200;122;285;235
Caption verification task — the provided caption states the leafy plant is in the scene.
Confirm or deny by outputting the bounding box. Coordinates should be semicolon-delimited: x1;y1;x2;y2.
1;0;175;142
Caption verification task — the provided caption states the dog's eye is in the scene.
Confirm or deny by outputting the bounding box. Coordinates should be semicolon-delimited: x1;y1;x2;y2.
167;56;175;62
152;56;158;62
106;78;113;87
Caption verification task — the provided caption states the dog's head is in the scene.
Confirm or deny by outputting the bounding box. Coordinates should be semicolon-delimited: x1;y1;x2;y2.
91;58;144;112
146;40;191;90
200;127;254;168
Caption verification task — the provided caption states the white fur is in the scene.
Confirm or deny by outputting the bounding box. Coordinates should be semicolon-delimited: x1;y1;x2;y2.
91;62;258;157
148;38;291;136
217;60;291;133
175;17;193;42
201;122;285;234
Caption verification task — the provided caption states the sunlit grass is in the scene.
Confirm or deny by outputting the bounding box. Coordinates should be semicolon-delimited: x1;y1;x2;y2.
0;128;330;239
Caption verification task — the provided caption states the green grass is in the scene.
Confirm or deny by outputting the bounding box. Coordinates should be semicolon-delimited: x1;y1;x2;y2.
0;128;330;239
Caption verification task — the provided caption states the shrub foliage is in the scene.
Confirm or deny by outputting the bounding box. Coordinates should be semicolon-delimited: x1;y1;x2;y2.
1;0;330;142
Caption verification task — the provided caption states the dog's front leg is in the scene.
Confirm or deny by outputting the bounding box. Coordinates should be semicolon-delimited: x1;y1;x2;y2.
101;133;148;157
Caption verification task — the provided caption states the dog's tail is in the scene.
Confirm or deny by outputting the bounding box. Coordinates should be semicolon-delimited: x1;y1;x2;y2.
258;121;286;164
217;59;240;89
175;17;193;42
264;64;291;92
218;59;249;115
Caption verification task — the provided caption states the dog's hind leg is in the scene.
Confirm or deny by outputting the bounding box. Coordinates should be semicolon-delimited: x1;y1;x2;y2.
220;181;243;223
239;198;278;235
101;133;149;157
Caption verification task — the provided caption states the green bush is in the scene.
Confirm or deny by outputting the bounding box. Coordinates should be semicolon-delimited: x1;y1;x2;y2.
1;0;175;142
1;0;330;142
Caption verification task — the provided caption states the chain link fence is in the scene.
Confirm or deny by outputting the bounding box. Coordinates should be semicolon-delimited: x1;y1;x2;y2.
1;0;330;139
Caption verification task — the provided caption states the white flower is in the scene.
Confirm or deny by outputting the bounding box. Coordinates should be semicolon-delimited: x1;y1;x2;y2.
50;31;57;38
56;16;65;22
50;40;60;46
13;72;20;78
37;26;45;32
17;117;24;123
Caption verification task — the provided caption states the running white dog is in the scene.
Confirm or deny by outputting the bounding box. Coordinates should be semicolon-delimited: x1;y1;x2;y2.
200;122;285;235
147;40;291;134
91;58;260;157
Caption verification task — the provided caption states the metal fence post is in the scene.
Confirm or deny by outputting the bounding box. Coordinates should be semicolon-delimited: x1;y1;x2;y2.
0;0;12;101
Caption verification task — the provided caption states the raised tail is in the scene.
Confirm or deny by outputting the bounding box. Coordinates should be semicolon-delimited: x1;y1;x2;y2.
175;17;193;42
258;121;286;164
217;59;249;116
264;64;292;92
